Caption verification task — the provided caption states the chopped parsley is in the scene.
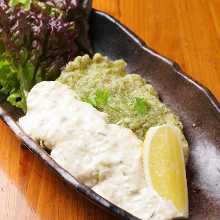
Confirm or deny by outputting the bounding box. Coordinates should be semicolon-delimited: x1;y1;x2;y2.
86;88;110;110
134;98;150;115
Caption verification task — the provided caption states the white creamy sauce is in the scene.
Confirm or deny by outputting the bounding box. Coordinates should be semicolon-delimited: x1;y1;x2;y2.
19;81;178;220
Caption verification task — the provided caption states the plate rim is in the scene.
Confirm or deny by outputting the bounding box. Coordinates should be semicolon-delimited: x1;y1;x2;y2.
92;10;219;114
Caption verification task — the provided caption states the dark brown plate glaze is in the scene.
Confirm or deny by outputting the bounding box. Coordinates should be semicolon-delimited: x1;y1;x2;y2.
0;10;220;220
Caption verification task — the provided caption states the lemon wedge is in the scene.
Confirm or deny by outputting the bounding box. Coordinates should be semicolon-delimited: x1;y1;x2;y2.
143;125;189;218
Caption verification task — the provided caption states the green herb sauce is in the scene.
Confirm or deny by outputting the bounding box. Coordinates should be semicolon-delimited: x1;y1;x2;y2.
58;53;183;140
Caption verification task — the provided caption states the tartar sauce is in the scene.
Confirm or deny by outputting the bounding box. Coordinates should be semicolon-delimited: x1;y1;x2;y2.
19;81;178;220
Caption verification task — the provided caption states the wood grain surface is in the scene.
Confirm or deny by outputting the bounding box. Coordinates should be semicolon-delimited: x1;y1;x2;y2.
0;1;220;220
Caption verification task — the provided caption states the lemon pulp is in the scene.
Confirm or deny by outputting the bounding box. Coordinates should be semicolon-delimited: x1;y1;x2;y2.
144;125;188;217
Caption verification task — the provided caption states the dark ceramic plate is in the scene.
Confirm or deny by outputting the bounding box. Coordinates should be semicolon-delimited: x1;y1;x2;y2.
0;10;220;220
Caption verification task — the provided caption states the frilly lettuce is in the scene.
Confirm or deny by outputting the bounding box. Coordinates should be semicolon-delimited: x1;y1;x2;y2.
0;0;91;111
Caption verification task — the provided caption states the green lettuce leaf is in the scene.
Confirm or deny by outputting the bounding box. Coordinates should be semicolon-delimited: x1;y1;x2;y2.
0;53;26;111
9;0;31;9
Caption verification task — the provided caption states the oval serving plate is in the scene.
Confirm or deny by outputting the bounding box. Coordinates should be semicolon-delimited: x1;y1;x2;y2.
0;10;220;220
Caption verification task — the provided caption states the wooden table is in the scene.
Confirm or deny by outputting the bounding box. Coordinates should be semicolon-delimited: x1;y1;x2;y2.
0;1;220;219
